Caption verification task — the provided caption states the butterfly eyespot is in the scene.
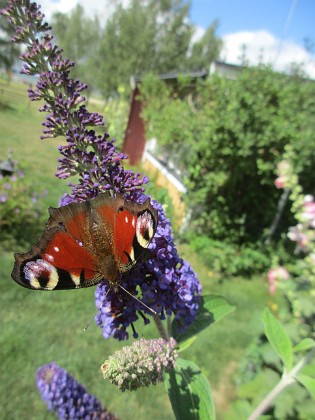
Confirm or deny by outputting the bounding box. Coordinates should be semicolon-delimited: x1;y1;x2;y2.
23;259;59;290
136;211;154;247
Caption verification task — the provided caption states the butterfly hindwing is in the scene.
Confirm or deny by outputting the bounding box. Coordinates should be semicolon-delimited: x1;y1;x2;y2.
12;226;99;290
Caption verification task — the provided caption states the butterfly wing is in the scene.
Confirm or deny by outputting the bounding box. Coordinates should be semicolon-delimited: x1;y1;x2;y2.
90;193;158;273
114;197;158;272
12;226;99;290
11;192;158;290
48;200;92;246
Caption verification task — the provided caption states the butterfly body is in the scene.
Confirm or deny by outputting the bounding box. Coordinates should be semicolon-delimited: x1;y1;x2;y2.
11;193;158;291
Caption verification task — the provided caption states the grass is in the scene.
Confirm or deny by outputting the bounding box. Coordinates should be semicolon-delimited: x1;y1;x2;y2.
0;81;272;419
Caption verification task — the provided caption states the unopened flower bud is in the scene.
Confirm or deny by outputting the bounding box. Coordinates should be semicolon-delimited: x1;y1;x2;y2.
101;338;178;391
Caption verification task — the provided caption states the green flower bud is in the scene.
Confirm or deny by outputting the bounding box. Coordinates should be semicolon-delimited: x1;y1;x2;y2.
101;338;178;391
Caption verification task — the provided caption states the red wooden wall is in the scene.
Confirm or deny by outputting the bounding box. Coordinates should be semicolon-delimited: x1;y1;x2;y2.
122;86;146;165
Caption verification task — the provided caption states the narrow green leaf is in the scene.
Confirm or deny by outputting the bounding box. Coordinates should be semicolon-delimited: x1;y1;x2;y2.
296;374;315;399
293;338;315;353
176;336;197;353
262;308;293;371
174;294;235;343
165;358;216;420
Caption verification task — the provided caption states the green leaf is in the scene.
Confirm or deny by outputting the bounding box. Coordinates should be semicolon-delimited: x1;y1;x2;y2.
296;374;315;399
176;336;197;353
174;294;235;343
273;383;307;419
262;308;293;371
224;399;253;420
301;363;315;378
238;369;279;403
165;358;215;420
293;338;315;353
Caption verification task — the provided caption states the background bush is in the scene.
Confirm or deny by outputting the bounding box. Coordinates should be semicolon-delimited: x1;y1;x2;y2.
141;66;315;244
0;160;47;250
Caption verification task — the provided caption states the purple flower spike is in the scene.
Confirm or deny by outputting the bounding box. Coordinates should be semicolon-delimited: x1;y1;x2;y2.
2;0;202;341
36;362;118;419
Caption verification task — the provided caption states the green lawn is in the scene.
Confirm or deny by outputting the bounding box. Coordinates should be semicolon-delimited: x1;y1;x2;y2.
0;81;271;419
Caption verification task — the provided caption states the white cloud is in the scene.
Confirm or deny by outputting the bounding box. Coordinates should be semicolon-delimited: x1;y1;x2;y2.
191;25;205;44
39;0;126;21
221;30;315;79
39;0;78;18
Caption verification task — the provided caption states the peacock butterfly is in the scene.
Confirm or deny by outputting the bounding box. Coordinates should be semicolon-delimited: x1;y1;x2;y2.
11;192;158;291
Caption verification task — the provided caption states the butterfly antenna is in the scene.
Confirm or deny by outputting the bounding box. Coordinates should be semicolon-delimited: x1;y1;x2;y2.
83;285;112;331
118;284;157;315
83;309;99;331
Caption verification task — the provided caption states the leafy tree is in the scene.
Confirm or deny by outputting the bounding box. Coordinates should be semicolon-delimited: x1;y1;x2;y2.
94;0;221;96
0;0;20;79
187;21;222;71
51;5;100;92
141;66;315;243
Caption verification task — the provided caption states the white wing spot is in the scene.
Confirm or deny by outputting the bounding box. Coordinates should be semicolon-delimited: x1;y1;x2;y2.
132;217;136;228
44;253;54;263
125;216;129;224
53;246;60;253
70;273;81;287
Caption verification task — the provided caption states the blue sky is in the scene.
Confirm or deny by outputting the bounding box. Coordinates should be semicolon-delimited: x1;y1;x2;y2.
190;0;314;49
41;0;315;77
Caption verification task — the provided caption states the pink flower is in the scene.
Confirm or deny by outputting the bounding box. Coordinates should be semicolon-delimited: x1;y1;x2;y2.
267;266;289;294
274;176;285;189
288;225;309;252
302;195;315;227
268;282;277;295
267;266;289;282
274;160;291;189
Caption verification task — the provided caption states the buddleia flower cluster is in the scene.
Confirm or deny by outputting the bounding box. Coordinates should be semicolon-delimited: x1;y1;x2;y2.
101;338;178;391
36;362;118;419
1;0;201;340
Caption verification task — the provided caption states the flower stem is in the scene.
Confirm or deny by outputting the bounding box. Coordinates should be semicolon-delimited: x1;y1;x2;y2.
153;314;169;340
248;349;315;420
167;315;172;337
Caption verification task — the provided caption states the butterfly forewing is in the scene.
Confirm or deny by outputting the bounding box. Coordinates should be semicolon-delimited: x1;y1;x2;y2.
114;208;137;268
48;201;91;245
115;198;158;271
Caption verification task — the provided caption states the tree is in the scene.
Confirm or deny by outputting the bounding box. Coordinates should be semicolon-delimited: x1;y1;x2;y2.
94;0;222;96
187;21;222;71
0;0;20;79
51;5;100;92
